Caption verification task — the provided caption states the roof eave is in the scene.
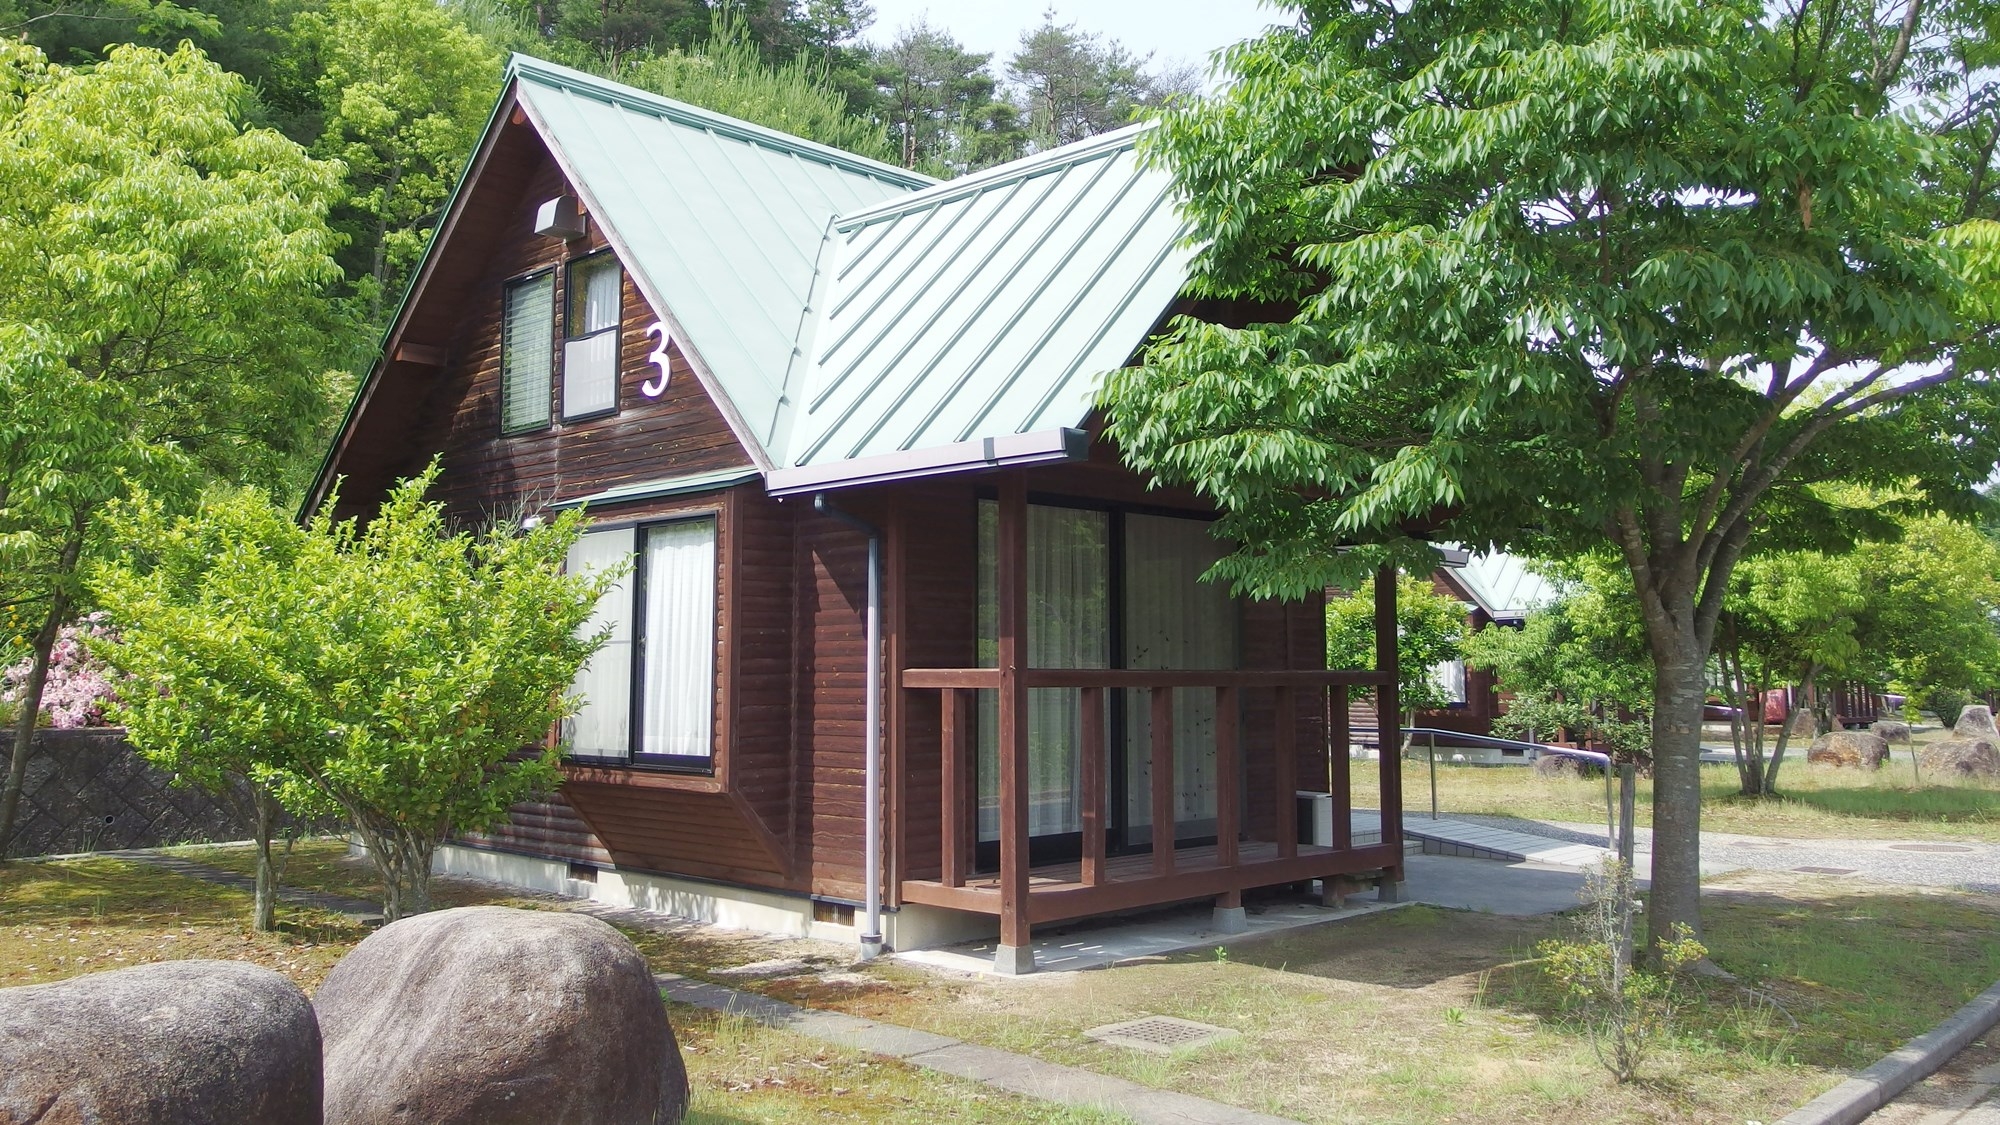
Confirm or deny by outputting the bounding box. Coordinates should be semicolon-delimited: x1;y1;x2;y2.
764;428;1090;497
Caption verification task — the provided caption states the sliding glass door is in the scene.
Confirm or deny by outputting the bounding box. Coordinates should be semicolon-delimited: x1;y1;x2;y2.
974;499;1238;866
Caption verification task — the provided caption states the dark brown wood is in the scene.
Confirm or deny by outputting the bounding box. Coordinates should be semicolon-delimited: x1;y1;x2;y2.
996;473;1030;950
1375;565;1402;856
901;668;1005;688
899;839;1408;923
1215;685;1239;868
392;341;449;367
1276;685;1298;859
1079;685;1106;887
1020;668;1391;689
939;686;964;888
1330;683;1353;851
1150;686;1175;877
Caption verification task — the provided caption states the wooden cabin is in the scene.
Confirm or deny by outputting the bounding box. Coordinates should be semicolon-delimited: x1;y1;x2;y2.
312;57;1408;973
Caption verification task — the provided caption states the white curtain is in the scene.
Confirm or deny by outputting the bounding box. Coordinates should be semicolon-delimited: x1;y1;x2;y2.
580;258;621;333
976;501;1109;841
565;527;635;759
639;518;717;759
1123;513;1236;840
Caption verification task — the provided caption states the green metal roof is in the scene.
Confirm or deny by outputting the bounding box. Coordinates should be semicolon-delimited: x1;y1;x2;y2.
548;467;763;511
764;123;1193;489
511;56;931;466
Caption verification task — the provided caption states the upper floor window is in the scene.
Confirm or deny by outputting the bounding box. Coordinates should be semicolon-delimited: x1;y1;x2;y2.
500;270;554;435
563;252;621;421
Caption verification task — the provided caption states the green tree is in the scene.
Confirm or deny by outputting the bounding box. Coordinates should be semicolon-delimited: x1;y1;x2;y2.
1328;572;1467;718
99;468;616;921
0;40;346;859
1863;513;2000;708
869;19;1022;173
1005;11;1194;152
94;488;337;930
620;8;893;160
1100;0;2000;952
295;0;502;328
1715;549;1867;794
1462;555;1655;756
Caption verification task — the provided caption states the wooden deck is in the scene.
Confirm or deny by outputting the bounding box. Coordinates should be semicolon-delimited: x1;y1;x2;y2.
901;838;1405;925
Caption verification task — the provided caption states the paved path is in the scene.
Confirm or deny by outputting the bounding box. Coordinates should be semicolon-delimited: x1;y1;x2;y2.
1446;815;2000;893
655;970;1298;1125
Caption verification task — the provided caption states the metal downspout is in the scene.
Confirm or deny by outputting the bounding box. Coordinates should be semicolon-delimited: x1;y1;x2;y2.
813;494;885;959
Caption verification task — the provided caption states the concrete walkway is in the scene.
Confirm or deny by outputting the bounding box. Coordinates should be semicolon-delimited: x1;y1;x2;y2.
1401;815;1615;868
656;971;1300;1125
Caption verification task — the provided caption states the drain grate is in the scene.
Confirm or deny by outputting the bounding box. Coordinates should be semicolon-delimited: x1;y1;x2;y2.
1887;843;1977;853
1083;1015;1240;1055
1793;866;1857;875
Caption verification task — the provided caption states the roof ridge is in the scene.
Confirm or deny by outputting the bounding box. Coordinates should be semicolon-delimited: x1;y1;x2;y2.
505;53;933;191
833;121;1158;230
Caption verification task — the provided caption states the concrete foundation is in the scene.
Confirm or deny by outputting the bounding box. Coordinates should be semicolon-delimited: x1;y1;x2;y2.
992;943;1036;975
425;842;999;952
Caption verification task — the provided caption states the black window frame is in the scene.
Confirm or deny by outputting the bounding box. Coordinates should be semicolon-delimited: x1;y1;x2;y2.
499;267;556;436
560;250;623;424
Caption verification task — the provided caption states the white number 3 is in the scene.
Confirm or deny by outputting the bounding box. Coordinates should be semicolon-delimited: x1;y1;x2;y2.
642;322;672;397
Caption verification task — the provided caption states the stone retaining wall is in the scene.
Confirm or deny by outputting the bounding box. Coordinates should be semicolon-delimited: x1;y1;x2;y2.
3;728;250;857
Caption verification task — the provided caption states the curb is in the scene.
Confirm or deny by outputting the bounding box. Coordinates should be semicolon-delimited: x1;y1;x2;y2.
1776;976;2000;1125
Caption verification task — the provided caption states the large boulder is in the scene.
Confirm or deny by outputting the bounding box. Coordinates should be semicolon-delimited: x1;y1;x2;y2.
316;905;688;1125
1871;719;1912;743
1785;707;1824;742
1920;737;2000;778
0;960;320;1125
1807;730;1890;770
1953;705;1999;740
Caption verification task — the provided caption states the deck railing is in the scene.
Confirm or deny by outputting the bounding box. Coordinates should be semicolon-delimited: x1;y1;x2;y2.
901;667;1398;893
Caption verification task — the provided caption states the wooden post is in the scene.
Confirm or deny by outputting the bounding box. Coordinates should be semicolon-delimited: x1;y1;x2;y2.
1375;565;1404;891
995;475;1033;972
1150;686;1176;876
940;687;964;888
1276;685;1298;858
1214;685;1239;869
1080;685;1106;886
1329;683;1352;851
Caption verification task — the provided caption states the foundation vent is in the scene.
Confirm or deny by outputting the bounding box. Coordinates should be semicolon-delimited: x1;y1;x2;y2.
1083;1015;1240;1055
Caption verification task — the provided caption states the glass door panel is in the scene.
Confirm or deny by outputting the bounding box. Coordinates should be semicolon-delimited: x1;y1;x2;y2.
1122;513;1238;846
975;502;1110;854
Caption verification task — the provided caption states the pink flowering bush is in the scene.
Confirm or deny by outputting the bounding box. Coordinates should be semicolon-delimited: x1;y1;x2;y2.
1;613;122;729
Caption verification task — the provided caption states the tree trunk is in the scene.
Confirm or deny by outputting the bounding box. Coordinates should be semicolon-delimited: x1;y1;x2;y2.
250;782;283;932
1646;648;1709;953
0;549;78;861
1761;662;1820;795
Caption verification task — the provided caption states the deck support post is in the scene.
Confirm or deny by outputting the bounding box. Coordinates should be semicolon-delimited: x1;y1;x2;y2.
995;473;1033;973
1213;888;1247;934
1374;566;1404;885
1329;684;1352;851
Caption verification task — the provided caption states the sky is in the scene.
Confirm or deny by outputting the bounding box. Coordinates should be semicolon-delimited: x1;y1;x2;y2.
858;0;1288;81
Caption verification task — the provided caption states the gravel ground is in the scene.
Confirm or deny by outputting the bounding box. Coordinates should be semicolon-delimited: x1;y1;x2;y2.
1449;812;2000;895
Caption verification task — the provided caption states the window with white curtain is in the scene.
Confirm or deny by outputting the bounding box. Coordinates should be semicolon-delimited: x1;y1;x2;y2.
565;527;635;759
636;518;717;760
563;515;717;768
562;253;621;420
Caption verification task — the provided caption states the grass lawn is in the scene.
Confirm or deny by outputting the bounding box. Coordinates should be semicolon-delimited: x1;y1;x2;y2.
0;848;1125;1124
1354;756;2000;840
759;873;2000;1124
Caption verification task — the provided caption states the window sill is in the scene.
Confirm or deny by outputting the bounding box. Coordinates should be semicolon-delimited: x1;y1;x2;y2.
563;760;723;793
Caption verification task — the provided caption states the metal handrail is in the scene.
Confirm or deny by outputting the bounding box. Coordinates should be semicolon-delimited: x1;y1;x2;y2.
1399;727;1618;849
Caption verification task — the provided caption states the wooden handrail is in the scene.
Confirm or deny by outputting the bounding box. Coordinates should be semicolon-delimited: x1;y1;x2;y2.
903;668;1390;689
